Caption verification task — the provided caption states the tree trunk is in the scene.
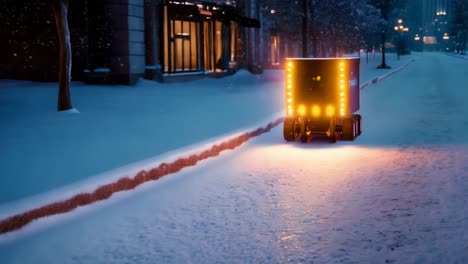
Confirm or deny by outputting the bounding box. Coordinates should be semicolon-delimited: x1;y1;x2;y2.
381;32;386;64
377;0;390;69
377;31;391;69
52;0;73;111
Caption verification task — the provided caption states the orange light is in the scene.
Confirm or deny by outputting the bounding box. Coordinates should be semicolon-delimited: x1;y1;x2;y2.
326;105;335;117
298;105;306;116
312;105;321;117
339;61;347;117
286;64;294;117
287;105;293;116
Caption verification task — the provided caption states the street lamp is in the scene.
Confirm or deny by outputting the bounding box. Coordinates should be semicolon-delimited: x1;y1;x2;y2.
377;0;391;69
394;19;407;60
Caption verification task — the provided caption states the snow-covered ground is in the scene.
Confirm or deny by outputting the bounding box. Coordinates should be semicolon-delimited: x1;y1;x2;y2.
0;52;410;207
3;52;468;263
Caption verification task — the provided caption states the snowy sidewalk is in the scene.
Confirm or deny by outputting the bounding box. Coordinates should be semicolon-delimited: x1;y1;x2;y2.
0;53;413;208
1;52;467;263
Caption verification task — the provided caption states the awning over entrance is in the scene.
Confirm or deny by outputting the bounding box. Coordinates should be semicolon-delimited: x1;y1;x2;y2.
225;12;260;28
166;1;260;28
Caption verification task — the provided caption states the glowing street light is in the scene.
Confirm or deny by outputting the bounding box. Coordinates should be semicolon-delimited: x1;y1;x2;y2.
394;19;409;61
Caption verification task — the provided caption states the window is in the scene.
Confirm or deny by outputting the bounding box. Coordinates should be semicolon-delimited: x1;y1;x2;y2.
164;6;201;73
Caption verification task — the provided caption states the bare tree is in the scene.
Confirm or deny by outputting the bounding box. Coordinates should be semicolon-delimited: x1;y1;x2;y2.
51;0;73;111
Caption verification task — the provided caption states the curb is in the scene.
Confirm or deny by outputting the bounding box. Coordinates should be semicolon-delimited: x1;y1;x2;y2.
360;59;416;90
447;54;468;60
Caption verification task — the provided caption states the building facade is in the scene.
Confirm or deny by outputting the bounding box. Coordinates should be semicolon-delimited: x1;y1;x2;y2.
0;0;260;84
421;0;454;51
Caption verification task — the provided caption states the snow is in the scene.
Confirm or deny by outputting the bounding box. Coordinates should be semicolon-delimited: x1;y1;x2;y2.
0;52;410;206
58;108;80;114
3;52;468;262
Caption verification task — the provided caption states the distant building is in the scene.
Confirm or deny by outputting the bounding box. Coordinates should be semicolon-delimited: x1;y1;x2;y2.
421;0;454;51
0;0;259;84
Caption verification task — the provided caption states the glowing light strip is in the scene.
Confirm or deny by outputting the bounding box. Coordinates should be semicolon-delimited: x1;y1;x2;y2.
339;61;346;116
286;61;293;116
